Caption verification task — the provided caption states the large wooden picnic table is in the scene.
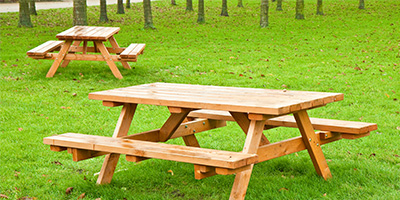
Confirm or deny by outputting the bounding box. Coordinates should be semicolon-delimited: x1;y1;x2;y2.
27;26;145;79
43;83;377;199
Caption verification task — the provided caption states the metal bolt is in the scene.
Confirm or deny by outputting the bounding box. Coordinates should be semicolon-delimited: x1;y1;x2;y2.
185;125;188;128
325;134;328;137
317;143;319;146
203;122;206;125
193;130;196;133
309;138;312;142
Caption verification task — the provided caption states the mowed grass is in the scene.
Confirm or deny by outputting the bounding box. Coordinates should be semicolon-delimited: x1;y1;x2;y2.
0;0;399;199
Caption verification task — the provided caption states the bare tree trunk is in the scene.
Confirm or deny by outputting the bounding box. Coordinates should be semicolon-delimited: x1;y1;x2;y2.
100;0;108;22
73;0;87;25
276;0;282;11
126;0;131;8
197;0;205;23
19;0;33;27
117;0;125;14
359;0;365;9
295;0;304;19
237;0;243;8
220;0;228;16
171;0;177;5
29;0;37;15
316;0;323;15
143;0;156;29
260;0;268;28
186;0;193;11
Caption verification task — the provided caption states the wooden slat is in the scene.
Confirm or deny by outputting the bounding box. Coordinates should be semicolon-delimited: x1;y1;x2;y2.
27;41;64;56
120;44;146;59
43;133;258;169
88;83;344;116
188;110;377;135
56;26;120;41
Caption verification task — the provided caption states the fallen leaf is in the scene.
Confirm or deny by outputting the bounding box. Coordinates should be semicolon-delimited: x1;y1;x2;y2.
52;161;62;165
239;74;243;77
323;193;327;196
394;154;400;157
0;194;9;199
278;187;288;192
370;153;376;157
354;67;361;71
66;187;73;195
396;127;400;130
77;193;85;199
385;93;390;98
281;84;287;88
18;128;23;131
229;72;235;74
168;169;174;176
354;168;358;171
72;93;77;97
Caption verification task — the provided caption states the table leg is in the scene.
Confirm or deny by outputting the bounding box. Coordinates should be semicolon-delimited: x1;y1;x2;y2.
46;40;72;77
159;110;191;142
97;103;137;184
109;36;131;69
61;41;81;68
230;119;266;200
293;110;332;180
230;112;270;146
94;41;123;79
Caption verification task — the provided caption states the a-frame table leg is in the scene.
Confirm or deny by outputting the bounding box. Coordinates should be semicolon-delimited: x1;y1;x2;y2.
46;40;72;77
96;103;137;184
94;41;123;79
293;110;332;180
230;117;266;200
108;36;131;69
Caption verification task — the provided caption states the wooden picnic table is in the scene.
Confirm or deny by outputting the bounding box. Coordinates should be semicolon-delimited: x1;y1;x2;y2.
43;83;377;199
27;26;145;79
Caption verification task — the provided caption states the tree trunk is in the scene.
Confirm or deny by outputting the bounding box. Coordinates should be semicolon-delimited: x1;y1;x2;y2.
276;0;282;11
73;0;87;25
316;0;323;15
295;0;304;19
29;0;37;15
19;0;33;27
186;0;193;11
171;0;177;5
126;0;131;8
359;0;365;9
260;0;268;28
197;0;205;23
117;0;125;14
220;0;228;16
100;0;108;22
143;0;156;29
237;0;243;8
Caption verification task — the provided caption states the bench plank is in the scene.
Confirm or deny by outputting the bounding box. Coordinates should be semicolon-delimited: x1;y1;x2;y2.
44;133;258;169
120;43;146;59
27;40;64;57
188;110;377;135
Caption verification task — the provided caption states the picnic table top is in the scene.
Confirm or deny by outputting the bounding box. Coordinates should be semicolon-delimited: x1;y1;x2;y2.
56;26;120;41
88;82;344;115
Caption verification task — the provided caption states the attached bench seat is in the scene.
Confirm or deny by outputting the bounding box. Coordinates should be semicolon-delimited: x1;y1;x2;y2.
119;43;146;60
27;40;64;59
43;133;258;169
188;110;377;138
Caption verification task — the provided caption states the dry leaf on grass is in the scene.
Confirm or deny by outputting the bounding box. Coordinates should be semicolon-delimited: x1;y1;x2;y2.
77;193;85;199
66;187;73;195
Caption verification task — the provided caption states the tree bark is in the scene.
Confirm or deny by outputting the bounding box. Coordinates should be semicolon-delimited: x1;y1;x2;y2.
197;0;205;23
260;0;268;28
276;0;282;11
19;0;33;27
237;0;243;8
29;0;37;15
295;0;304;19
316;0;323;15
126;0;131;8
100;0;108;22
143;0;156;29
220;0;229;16
117;0;125;14
73;0;87;25
186;0;193;11
359;0;365;9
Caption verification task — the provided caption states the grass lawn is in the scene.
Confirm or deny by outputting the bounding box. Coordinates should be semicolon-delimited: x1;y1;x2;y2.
0;0;399;199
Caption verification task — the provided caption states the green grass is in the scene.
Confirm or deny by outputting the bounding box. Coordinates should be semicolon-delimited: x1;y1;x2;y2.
1;0;400;199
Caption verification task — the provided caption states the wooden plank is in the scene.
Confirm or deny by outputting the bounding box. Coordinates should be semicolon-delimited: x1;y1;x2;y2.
230;112;270;146
159;111;191;142
88;83;344;115
27;40;64;56
68;46;125;54
43;133;259;169
56;26;120;41
215;165;252;175
50;145;67;152
71;148;108;162
294;110;332;180
120;44;146;59
188;110;377;135
103;101;123;107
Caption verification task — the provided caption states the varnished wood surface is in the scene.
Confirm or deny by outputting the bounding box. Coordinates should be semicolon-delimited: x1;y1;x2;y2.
89;83;344;115
56;26;120;41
